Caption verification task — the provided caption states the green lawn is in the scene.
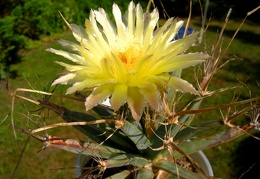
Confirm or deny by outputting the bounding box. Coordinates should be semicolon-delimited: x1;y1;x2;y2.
0;32;83;178
0;18;259;178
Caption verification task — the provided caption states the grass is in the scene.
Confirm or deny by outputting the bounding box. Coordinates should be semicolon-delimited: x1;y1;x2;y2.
0;32;85;178
0;18;259;178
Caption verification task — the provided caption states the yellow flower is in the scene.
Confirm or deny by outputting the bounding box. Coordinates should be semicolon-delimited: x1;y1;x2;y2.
47;1;209;120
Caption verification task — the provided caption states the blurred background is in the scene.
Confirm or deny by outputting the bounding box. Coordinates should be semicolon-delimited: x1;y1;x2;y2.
0;0;259;178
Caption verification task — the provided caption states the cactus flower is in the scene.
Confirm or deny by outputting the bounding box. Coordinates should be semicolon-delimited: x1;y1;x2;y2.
47;1;209;120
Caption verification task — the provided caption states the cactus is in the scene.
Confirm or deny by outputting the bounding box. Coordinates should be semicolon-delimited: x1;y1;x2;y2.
11;1;260;178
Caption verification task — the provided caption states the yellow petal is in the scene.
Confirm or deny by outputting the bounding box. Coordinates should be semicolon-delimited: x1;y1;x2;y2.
151;53;209;75
134;3;144;40
165;32;198;58
112;3;125;41
67;78;117;94
142;8;159;50
58;39;81;52
70;24;88;44
46;48;86;65
126;1;135;35
167;76;199;95
85;85;114;110
127;87;145;120
95;8;116;41
110;84;128;111
54;61;85;72
139;83;161;110
52;73;76;86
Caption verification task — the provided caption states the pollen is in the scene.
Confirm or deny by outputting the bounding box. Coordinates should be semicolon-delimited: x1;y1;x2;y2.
118;40;143;72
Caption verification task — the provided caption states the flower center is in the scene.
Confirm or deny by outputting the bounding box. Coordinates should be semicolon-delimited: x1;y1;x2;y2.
118;40;143;72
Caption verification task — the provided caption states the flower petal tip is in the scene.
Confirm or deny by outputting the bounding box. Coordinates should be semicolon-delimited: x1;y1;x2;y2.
85;96;97;111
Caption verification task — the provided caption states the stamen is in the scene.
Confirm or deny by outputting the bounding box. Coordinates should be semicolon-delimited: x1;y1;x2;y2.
118;40;143;72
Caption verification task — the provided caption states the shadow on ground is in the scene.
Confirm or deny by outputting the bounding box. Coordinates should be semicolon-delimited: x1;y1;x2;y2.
233;132;260;178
